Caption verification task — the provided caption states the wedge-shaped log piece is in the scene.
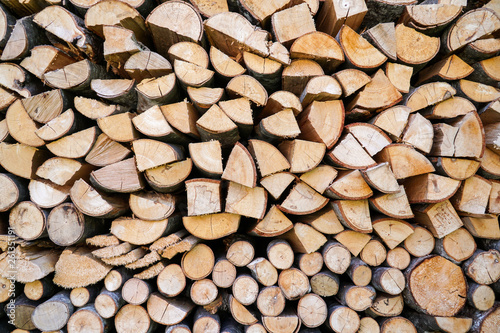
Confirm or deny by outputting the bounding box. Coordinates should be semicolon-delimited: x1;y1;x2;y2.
146;1;202;57
279;181;328;215
34;6;101;61
258;91;300;123
332;199;372;233
0;173;28;213
103;25;143;78
54;247;112;288
347;69;402;112
327;133;376;169
222;142;257;188
227;74;268;106
372;218;414;250
226;182;267;219
0;143;49;179
443;8;500;53
451;175;491;215
325;169;373;200
145;159;192;193
237;0;292;26
23;89;70;124
489;180;500;213
210;46;246;82
395;24;440;66
129;192;176;221
337;25;387;71
147;293;194;326
85;0;149;44
335;230;371;257
218;98;253;136
299;75;341;107
431;156;480;180
402;173;461;204
369;105;410;140
188;141;223;177
132;106;188;144
70;179;128;218
262;308;300;333
91;79;137;105
283;222;327;254
417;55;473;85
174;59;214;89
36;157;94;187
124;51;172;81
362;22;396;61
469;55;500;87
317;0;366;37
435;227;476;264
271;3;315;47
333;69;371;98
361;163;399;194
290;31;344;73
385;62;413;94
401;3;462;33
248;139;290;176
454;79;500;105
346;122;391;156
44;60;112;92
20;45;76;79
300;164;338;194
422;96;475;120
480;99;500;126
300;204;344;235
111;215;181;245
136;73;179;111
132;139;184;172
413;200;463;238
260;172;295;200
29;179;70;209
404;82;456;113
5;100;44;147
183;213;240;240
74;96;128;120
243;51;282;93
97;112;140;143
196;104;239;146
90;157;144;193
85;133;131;167
282;59;324;96
462;215;500;239
0;246;58;284
185;178;221;216
230;295;258;325
248;205;293;237
204;12;269;57
160;101;200;139
376;144;435;179
278;139;325;174
403;255;466;316
402;113;434;154
188;86;224;114
297;100;344;149
0;63;42;98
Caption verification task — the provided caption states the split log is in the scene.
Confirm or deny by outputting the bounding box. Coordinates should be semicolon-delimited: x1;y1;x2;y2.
91;79;137;105
372;218;414;250
85;133;131;167
369;105;410;140
406;311;472;333
385;62;413;94
0;62;43;98
395;24;440;68
144;159;193;193
111;215;181;246
333;69;371;98
124;51;172;81
362;22;396;62
136;73;179;111
297;100;344;149
281;59;324;97
335;230;371;257
331;199;372;233
367;293;404;318
90;157;145;193
189;141;223;177
327;134;376;170
290;31;344;73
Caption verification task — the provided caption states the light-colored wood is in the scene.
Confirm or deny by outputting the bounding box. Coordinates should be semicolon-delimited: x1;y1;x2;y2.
187;86;224;114
24;277;55;301
222;142;257;188
227;74;268;106
371;267;405;295
435;227;476;264
300;164;338;195
413;200;463;238
463;249;500;285
347;257;372;287
325;170;373;200
226;238;255;267
396;24;440;66
247;257;278;287
257;109;301;142
404;82;456;113
310;270;340;297
360;240;387;267
70;286;99;308
188;141;223;177
90;157;144;193
386;247;411;270
267;239;294;270
85;133;131;167
363;22;396;61
432;157;481;181
317;0;368;36
115;304;154;333
181;243;214;280
5;100;44;147
333;69;371;98
70;179;128;218
183;213;240;240
46;127;99;159
132;139;183;172
132;106;189;144
418;55;473;85
300;75;342;107
346;123;391;157
145;158;192;193
322;241;351;274
31;291;73;332
262;308;300;333
248;205;293;237
297;293;328;328
290;31;344;73
337;25;387;71
0;63;42;98
423;96;476;120
370;105;410;140
212;257;236;289
367;293;404;318
36;157;93;187
335;230;371;257
296;252;323;277
331;199;372;233
404;255;467;316
463;215;500;239
297;100;344;149
271;3;315;48
369;185;413;219
232;275;258;306
327;133;376;169
328;305;360;333
455;79;500;105
91;79;137;105
282;222;327;254
0;143;49;179
376;144;435;179
147;292;194;326
372;218;414;250
111;215;181;245
0;173;28;212
360;163;399;194
124;51;172;81
403;225;435;258
338;284;376;312
279;181;328;215
451;175;491;215
406;312;472;333
402;113;434;154
385;62;413;94
28;178;70;209
21;45;76;79
282;59;324;96
248;139;290;176
136;73;179;111
348;69;402;113
402;173;461;204
279;139;325;174
9;201;47;241
196;104;239;146
185;178;221;216
157;263;186;297
256;286;285;317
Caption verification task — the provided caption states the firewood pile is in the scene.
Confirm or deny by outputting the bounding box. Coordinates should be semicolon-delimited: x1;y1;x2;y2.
0;0;500;331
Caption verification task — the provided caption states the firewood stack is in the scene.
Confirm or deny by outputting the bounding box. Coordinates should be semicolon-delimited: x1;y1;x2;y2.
0;0;500;331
